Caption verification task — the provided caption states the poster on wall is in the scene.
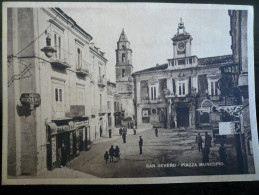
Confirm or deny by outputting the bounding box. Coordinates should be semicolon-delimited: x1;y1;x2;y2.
51;137;56;165
2;2;259;185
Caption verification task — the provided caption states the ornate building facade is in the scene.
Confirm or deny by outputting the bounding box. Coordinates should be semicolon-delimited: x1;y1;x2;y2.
133;19;234;129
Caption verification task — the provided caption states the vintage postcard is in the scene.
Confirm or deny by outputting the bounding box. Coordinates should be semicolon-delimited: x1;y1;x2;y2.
2;2;259;184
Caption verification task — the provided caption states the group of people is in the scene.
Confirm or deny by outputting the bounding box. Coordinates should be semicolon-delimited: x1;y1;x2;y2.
196;132;227;165
104;145;120;164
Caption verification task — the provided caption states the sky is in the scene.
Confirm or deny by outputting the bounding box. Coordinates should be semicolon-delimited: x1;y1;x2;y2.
63;3;232;82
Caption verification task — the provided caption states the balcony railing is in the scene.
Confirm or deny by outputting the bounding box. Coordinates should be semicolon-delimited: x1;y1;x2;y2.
76;59;90;76
50;47;72;69
99;106;107;114
98;78;107;88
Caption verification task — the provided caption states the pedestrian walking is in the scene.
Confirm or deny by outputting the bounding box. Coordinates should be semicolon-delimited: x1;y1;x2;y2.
133;127;136;135
109;128;112;138
61;143;67;167
139;136;143;155
205;131;212;148
114;146;120;162
155;127;158;137
109;145;115;162
122;127;127;143
104;151;109;165
196;133;204;152
202;146;210;163
119;127;122;136
219;143;227;165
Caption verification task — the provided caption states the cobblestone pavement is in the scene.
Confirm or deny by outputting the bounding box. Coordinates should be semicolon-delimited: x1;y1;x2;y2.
65;127;239;178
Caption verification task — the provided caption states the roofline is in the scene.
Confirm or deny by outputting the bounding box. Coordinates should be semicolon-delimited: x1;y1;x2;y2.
54;8;93;41
90;47;108;62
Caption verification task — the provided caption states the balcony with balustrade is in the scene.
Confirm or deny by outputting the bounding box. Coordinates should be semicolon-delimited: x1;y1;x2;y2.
98;77;107;88
99;105;107;115
76;59;90;76
50;47;72;69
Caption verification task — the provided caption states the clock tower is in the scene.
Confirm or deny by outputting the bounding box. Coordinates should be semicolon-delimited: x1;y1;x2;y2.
172;18;193;58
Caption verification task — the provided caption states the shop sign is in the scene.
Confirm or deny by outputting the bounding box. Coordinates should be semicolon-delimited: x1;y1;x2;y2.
20;93;41;108
51;137;56;164
57;125;70;133
68;121;75;130
219;122;240;135
74;121;89;128
70;105;85;117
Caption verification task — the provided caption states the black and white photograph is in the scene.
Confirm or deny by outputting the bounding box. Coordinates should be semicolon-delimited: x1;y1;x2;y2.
1;2;259;185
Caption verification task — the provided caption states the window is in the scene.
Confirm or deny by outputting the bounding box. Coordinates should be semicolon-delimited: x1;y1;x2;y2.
59;89;62;102
178;81;188;96
150;86;157;100
52;78;65;119
209;80;219;96
151;87;153;100
122;69;125;77
77;86;85;105
178;59;185;65
55;88;63;102
122;53;126;62
54;33;61;59
77;48;82;69
152;108;157;115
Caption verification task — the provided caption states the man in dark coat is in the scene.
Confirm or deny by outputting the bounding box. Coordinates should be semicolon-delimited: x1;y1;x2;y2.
196;133;204;152
219;143;227;165
104;151;109;165
202;146;210;163
122;127;127;143
155;127;158;137
109;145;115;162
205;132;212;148
114;146;120;162
139;136;143;155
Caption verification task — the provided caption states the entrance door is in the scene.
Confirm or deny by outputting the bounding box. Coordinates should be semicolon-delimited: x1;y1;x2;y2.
177;107;189;127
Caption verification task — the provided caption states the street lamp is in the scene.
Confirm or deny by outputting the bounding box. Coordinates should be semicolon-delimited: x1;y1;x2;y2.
41;33;56;58
196;99;217;113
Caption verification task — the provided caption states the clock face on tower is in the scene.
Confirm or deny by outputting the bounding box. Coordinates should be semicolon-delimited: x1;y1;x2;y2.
177;42;185;51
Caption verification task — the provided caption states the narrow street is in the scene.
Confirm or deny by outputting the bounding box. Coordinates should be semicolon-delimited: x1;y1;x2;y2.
65;128;239;178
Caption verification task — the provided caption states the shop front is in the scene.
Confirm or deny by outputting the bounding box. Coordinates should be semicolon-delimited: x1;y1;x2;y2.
46;118;90;170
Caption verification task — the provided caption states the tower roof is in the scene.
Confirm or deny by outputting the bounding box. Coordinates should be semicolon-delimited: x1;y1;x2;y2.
172;18;192;42
118;28;129;42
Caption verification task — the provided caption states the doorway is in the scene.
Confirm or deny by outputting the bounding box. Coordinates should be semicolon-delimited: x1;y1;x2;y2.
176;107;189;127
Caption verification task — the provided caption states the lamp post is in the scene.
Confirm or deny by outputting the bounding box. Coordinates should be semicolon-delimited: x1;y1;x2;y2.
196;99;217;113
41;33;56;58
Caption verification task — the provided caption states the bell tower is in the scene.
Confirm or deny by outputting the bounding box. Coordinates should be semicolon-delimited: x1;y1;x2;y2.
116;28;133;81
115;29;134;119
172;18;193;58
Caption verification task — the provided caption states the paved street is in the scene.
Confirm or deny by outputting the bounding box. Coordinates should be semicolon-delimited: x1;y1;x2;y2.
64;127;239;178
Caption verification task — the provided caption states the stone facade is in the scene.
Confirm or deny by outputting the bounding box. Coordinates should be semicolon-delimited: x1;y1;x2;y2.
133;19;233;130
7;8;109;176
228;10;254;174
115;29;135;121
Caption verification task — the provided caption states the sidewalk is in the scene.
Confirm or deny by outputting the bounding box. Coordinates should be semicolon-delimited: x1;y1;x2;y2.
8;166;98;179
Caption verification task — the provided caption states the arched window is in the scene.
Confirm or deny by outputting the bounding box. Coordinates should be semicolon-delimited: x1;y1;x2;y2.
122;69;126;77
122;53;126;62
